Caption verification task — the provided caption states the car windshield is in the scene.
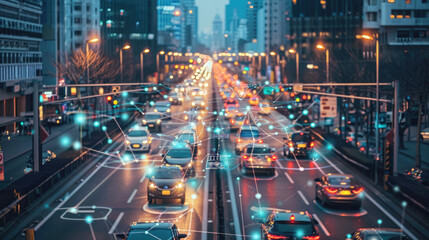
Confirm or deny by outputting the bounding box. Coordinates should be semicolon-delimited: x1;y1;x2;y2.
246;147;270;154
127;229;173;240
194;97;203;101
167;148;192;158
292;133;310;142
235;115;246;121
156;103;171;108
152;168;182;179
128;131;148;137
240;130;259;138
273;221;314;236
328;176;356;186
145;114;161;120
178;133;195;143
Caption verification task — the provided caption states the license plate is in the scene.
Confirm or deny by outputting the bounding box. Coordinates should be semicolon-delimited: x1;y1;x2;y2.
132;144;140;148
298;144;307;148
162;190;170;195
340;190;351;195
148;124;154;127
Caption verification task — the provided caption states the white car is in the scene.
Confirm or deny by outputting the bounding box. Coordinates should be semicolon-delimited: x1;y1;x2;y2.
191;96;205;108
235;125;261;155
125;127;152;152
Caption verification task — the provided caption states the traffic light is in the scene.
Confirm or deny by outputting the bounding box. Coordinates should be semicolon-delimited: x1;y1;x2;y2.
290;92;296;98
112;98;119;108
106;96;113;103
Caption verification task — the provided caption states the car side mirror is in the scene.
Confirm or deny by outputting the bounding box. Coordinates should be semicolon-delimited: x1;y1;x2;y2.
115;233;126;239
314;178;321;182
178;233;187;239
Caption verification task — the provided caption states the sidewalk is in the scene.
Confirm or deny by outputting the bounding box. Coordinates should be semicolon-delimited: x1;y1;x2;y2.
398;140;429;172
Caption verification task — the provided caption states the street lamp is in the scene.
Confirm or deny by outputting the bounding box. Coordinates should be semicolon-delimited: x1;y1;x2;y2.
157;51;165;84
289;48;299;83
357;34;380;180
140;48;150;82
316;44;329;83
85;37;99;85
120;44;131;83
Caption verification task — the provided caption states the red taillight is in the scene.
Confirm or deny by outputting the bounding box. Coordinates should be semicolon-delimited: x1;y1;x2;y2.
243;155;248;159
325;187;338;194
272;155;277;160
248;157;253;162
290;215;295;221
230;119;235;124
267;234;287;239
237;139;242;143
303;236;320;240
352;187;364;195
258;139;263;143
309;142;315;148
288;142;293;147
359;147;365;152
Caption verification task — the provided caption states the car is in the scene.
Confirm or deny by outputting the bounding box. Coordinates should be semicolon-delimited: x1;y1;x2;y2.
260;211;320;240
229;113;247;131
176;129;199;157
258;102;272;115
168;92;182;105
188;87;205;96
154;102;172;119
191;96;205;108
240;143;277;175
249;96;260;106
146;165;186;204
346;132;365;143
163;142;194;176
346;228;411;240
283;131;314;159
420;127;429;140
225;109;241;120
314;173;364;208
125;127;152;152
141;112;163;132
235;125;261;155
116;222;187;240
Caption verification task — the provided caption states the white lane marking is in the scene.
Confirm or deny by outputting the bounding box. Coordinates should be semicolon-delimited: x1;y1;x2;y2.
108;212;124;234
139;173;146;183
127;189;138;204
318;150;418;240
284;172;294;184
314;149;344;174
297;190;309;205
313;161;326;175
313;214;331;237
34;148;118;231
366;194;417;240
226;161;243;240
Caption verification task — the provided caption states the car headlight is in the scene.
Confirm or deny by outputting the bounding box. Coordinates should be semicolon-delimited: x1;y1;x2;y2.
201;102;205;106
184;115;189;120
156;119;161;124
192;102;196;106
126;140;130;145
143;140;148;144
180;87;185;92
188;162;192;167
179;97;183;101
149;183;155;188
177;183;183;188
167;109;171;113
154;109;158;112
169;97;173;101
142;120;147;124
199;92;204;95
59;116;62;119
192;92;196;96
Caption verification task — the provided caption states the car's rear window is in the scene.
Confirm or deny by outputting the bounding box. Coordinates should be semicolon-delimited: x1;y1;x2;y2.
292;133;310;142
365;233;410;240
328;176;356;186
273;221;314;235
246;147;270;154
128;131;148;137
178;133;195;143
167;148;192;158
127;229;173;240
240;130;259;138
235;115;246;121
145;114;162;120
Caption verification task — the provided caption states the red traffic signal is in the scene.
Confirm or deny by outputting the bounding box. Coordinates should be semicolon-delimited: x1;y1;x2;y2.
106;96;113;102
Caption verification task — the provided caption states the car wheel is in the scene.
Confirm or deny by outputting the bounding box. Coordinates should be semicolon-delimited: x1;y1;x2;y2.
181;196;185;205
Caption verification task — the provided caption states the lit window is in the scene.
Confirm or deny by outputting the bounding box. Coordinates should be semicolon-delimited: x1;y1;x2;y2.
388;0;395;2
405;0;411;3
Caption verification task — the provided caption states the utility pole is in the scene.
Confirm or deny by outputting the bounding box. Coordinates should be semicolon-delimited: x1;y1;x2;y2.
33;80;41;172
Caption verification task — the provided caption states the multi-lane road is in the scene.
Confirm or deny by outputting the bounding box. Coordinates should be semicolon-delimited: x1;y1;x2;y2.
9;61;429;240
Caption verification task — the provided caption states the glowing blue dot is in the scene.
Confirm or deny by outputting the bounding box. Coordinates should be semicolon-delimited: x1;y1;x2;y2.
69;207;77;213
153;87;157;91
255;193;262;200
140;154;147;160
393;186;400;192
44;203;50;209
130;101;135;105
122;91;128;97
207;127;212;132
85;215;93;224
265;81;269;85
73;141;82;150
268;125;274;130
346;234;352;239
310;122;316;128
214;127;221;134
213;111;217;115
75;113;85;124
402;201;407;207
163;95;168;99
93;121;100;127
252;232;261;239
287;105;292;110
303;109;309;115
307;180;313;186
246;106;251;110
219;112;224;116
123;154;131;162
121;113;129;121
257;122;262;127
236;177;240;181
377;219;382;225
107;139;113;144
60;136;71;147
342;116;346;120
275;132;278;135
102;126;107;131
326;144;333;150
144;87;149;92
296;229;304;238
289;114;295;119
149;101;155;106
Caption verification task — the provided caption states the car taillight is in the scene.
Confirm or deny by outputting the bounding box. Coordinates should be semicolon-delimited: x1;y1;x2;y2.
243;155;248;159
352;187;364;195
288;142;293;147
230;119;236;124
303;236;320;240
272;155;277;160
245;120;249;124
257;139;263;143
325;187;338;194
237;139;242;143
248;157;253;162
267;234;287;239
309;142;315;148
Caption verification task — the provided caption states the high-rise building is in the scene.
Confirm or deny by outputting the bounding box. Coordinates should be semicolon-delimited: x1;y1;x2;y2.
100;0;157;81
264;0;291;52
225;0;248;52
157;0;182;51
212;14;224;52
0;0;43;132
181;0;198;51
245;6;265;53
247;0;264;42
290;0;363;60
363;0;429;46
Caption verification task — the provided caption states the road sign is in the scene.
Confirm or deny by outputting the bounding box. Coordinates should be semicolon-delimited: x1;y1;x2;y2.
320;96;337;118
293;84;303;92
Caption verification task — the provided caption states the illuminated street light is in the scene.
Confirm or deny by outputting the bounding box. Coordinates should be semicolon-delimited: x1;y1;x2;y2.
120;44;131;83
270;51;276;56
140;48;150;82
316;43;329;83
289;48;299;83
288;49;296;53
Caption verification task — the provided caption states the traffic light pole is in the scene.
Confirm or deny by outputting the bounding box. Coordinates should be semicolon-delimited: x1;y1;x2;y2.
33;80;41;172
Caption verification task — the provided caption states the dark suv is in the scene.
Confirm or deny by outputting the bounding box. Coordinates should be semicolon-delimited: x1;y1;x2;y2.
147;165;186;204
116;222;187;240
283;131;314;159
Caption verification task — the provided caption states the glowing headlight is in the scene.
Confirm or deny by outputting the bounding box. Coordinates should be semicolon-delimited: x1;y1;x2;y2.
192;102;196;106
177;183;183;188
169;97;173;101
192;92;196;96
197;116;202;121
188;163;192;167
142;120;147;124
179;97;183;101
143;140;148;144
149;183;155;188
201;102;205;106
199;92;204;95
180;87;185;92
167;109;171;113
125;140;130;145
154;109;158;112
184;115;189;120
156;119;161;124
59;116;62;119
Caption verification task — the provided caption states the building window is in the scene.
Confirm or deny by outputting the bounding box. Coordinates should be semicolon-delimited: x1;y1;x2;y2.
74;5;82;11
405;0;411;3
415;10;427;18
397;30;410;38
367;0;377;5
74;18;81;24
413;30;427;38
86;4;91;12
423;0;428;3
87;18;91;24
391;10;411;18
366;12;377;21
74;30;82;36
388;0;395;2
